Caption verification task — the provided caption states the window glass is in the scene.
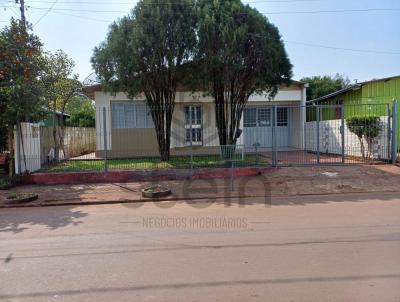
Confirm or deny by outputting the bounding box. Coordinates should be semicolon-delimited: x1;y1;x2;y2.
185;105;202;126
184;105;203;144
146;109;154;128
184;106;190;125
185;129;202;143
125;103;135;128
195;106;202;125
135;103;146;128
277;107;288;127
244;108;257;127
112;103;125;129
111;102;153;129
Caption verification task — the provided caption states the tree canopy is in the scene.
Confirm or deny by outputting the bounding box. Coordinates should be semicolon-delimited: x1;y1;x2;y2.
0;20;45;128
42;49;82;121
300;74;351;101
196;0;292;145
66;96;95;128
92;0;197;160
0;20;46;175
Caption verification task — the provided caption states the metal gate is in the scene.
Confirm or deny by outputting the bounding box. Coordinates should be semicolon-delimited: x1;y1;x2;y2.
253;101;399;166
243;106;290;149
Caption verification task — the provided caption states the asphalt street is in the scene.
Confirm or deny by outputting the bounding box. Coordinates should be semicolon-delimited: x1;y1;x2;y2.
1;192;400;301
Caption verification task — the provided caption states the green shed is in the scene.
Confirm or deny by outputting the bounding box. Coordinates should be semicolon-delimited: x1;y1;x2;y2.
308;75;400;153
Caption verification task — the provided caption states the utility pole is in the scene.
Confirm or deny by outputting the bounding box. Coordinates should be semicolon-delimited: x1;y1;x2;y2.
14;0;27;174
16;0;26;29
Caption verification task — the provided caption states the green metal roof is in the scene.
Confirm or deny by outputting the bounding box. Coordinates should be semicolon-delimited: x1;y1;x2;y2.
309;75;400;103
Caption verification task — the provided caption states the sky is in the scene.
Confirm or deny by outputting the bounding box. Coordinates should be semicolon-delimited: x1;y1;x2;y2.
1;0;399;83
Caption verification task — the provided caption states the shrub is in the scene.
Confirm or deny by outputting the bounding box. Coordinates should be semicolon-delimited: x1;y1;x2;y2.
0;176;15;190
346;115;381;159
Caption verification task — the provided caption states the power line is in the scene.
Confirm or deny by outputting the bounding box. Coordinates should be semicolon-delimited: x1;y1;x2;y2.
41;9;113;22
285;40;400;55
2;5;400;15
2;2;399;56
33;0;58;26
0;0;327;5
263;8;400;14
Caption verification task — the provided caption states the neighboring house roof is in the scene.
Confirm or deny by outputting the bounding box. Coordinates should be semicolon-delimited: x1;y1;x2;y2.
43;108;71;118
309;75;400;104
53;110;70;118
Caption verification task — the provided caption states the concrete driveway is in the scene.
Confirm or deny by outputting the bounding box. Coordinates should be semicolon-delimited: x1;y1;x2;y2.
1;192;400;301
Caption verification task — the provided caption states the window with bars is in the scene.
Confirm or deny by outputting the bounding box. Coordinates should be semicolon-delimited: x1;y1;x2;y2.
276;107;288;127
184;105;202;145
257;108;272;126
111;102;154;129
244;107;288;127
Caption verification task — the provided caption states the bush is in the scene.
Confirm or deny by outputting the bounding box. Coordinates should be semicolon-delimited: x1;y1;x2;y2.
0;176;15;190
346;115;381;159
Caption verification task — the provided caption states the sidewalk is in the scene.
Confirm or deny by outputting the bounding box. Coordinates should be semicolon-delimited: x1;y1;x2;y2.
1;165;400;208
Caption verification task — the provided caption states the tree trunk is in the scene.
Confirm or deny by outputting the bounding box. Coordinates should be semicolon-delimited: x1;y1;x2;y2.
366;137;374;160
214;85;245;147
358;136;365;159
150;105;173;162
143;72;176;162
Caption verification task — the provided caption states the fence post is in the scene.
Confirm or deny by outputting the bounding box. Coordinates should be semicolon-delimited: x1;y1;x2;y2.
341;103;345;163
272;105;277;166
103;107;108;172
387;105;392;161
15;120;21;175
316;106;320;164
189;106;193;172
392;99;398;164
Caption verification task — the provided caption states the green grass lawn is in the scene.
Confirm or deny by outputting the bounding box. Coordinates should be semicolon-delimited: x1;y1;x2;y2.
41;154;269;172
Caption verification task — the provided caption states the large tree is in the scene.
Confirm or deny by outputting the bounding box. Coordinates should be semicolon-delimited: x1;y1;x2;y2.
300;74;351;101
197;0;292;146
92;0;197;161
0;20;45;175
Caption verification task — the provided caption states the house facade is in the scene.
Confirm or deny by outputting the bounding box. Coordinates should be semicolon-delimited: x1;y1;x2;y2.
87;82;307;158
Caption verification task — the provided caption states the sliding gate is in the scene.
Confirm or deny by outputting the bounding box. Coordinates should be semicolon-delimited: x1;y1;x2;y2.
243;101;398;166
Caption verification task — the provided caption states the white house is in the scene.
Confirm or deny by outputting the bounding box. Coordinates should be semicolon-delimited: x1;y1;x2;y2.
86;81;307;158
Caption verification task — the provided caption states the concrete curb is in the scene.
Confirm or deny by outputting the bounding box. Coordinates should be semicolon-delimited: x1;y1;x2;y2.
19;167;275;186
2;189;400;209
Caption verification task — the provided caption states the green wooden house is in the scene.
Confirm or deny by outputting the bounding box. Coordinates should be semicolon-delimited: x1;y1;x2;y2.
308;75;400;150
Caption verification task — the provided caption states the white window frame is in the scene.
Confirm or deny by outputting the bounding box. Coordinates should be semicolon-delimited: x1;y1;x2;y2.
184;105;203;146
